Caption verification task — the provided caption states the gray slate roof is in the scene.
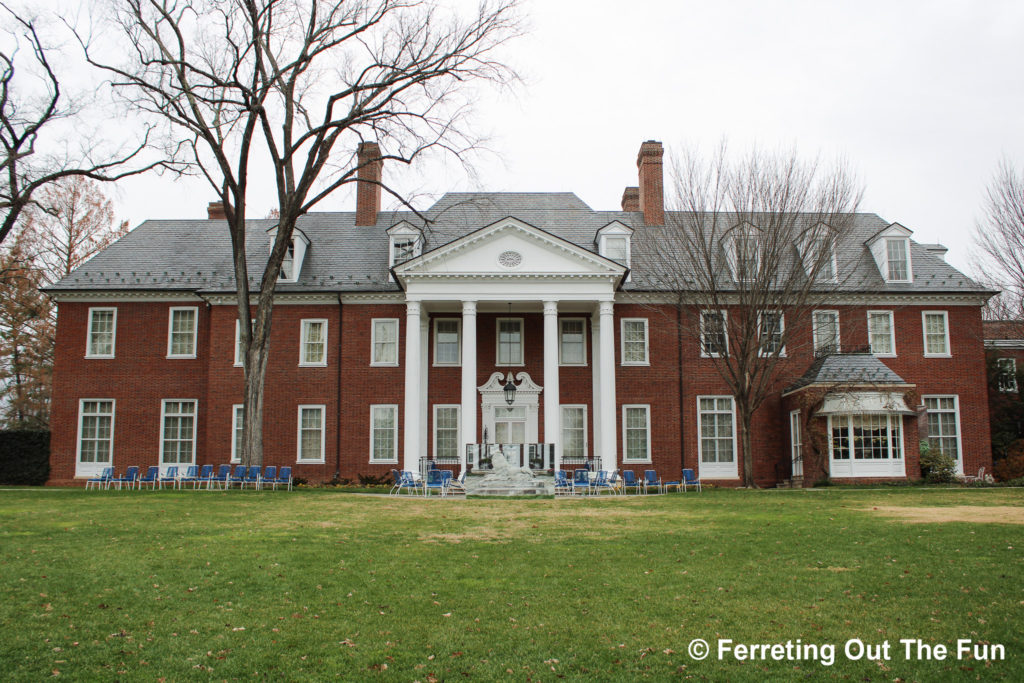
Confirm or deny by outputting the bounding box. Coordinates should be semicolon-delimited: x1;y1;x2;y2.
785;353;909;394
46;192;991;295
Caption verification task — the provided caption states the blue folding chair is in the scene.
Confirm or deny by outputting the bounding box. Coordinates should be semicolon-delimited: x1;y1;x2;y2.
553;470;572;496
86;467;113;490
242;465;261;489
226;465;246;489
177;465;198;487
389;469;403;495
592;470;619;495
194;464;214;489
682;468;702;492
424;469;446;496
265;466;293;491
643;470;662;494
110;466;140;490
208;464;231;489
621;470;641;495
158;466;179;489
393;470;421;496
137;466;159;490
662;472;682;493
572;469;590;495
262;466;277;491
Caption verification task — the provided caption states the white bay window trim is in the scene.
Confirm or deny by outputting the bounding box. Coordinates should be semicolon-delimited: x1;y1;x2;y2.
86;307;117;358
167;306;198;358
828;413;905;478
620;318;649;365
921;311;951;357
300;318;328;367
371;318;400;366
297;405;326;463
621;404;651;463
370;404;399;463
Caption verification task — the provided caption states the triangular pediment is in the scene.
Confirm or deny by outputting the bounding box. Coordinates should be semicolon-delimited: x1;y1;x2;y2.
392;218;627;283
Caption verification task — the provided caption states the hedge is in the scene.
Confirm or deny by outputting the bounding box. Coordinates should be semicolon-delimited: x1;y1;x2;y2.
0;430;50;485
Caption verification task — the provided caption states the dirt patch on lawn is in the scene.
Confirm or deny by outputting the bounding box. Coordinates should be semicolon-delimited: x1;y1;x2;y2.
867;506;1024;524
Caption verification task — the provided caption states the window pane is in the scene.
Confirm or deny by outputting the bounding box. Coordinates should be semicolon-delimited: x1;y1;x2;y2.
887;239;908;280
89;310;114;355
373;320;398;364
623;320;647;363
604;237;627;264
698;399;733;463
561;406;585;460
624;407;648;461
299;407;323;461
924;314;947;354
170;309;196;356
560;320;585;364
814;311;839;355
869;313;893;354
702;312;726;355
372;406;396;461
436;320;460;365
498;320;522;365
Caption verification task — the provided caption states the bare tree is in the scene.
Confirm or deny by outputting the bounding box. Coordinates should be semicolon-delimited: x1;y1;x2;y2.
84;0;521;467
0;3;164;246
973;159;1024;318
643;145;862;487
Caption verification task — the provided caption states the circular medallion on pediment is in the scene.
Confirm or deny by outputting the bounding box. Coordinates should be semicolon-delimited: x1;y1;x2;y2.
498;250;523;268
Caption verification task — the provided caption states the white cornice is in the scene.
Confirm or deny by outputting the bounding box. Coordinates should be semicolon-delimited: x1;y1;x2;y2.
202;293;338;306
48;291;204;303
616;291;991;307
338;292;405;304
402;272;619;280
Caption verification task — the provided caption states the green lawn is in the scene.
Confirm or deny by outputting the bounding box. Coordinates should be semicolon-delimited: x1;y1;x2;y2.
0;488;1021;681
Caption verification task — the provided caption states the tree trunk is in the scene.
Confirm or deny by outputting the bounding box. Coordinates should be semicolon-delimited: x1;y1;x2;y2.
739;408;758;488
241;334;270;469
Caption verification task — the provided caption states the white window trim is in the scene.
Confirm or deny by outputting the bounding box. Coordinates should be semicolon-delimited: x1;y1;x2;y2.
159;399;198;468
297;404;326;463
560;404;588;461
731;233;760;283
389;236;422;270
867;310;896;357
166;306;199;359
885;237;912;283
921;311;951;358
998;358;1018;393
812;309;841;356
923;394;963;473
234;318;255;367
432;404;461;461
433;318;462;367
496;317;525;367
700;310;728;358
370;404;399;464
697;395;739;478
558;317;588;366
231;404;244;463
75;398;115;476
757;310;786;358
86;307;117;359
620;318;650;366
621;404;652;463
299;318;329;367
370;318;400;367
806;237;839;283
827;413;906;477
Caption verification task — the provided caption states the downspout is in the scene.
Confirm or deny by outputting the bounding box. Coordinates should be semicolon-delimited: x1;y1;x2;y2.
335;294;343;481
677;295;687;472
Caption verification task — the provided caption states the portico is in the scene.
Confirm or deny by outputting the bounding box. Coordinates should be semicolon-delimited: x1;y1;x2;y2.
391;218;627;475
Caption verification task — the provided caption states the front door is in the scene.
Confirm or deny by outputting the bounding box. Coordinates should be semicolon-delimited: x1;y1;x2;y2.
494;405;527;443
790;410;803;478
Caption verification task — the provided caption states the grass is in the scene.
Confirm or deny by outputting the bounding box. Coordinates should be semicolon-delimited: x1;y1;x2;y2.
0;487;1021;681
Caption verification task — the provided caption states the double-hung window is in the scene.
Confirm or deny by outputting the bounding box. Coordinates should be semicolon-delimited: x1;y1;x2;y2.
559;318;586;365
867;311;895;356
828;413;904;477
161;400;197;467
167;307;198;358
393;239;417;266
234;319;256;366
77;399;114;475
433;405;460;462
622;405;651;462
886;238;909;281
87;308;116;358
698;396;736;477
297;405;325;463
561;405;587;462
497;318;524;365
434;319;461;366
370;405;398;462
371;319;399;366
812;310;840;356
621;319;649;365
924;396;961;468
231;404;244;463
758;311;785;356
301;319;328;366
998;358;1018;393
700;310;728;357
922;311;950;357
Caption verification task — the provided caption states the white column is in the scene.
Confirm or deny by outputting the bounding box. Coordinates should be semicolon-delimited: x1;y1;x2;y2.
598;300;617;473
591;310;601;466
420;313;429;460
403;300;422;471
543;300;560;472
460;300;477;476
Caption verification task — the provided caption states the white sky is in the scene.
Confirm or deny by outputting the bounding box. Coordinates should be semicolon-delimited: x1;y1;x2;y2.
109;0;1024;274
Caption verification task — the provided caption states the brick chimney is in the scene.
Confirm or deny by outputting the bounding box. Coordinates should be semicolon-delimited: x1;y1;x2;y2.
637;140;664;225
621;186;640;212
355;142;382;226
207;201;226;220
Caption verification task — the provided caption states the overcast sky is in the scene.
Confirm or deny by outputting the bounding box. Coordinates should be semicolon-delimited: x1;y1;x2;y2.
110;0;1024;274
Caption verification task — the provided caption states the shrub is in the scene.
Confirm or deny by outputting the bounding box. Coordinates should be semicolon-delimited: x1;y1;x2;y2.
919;441;957;483
993;453;1024;482
357;473;390;487
0;431;50;485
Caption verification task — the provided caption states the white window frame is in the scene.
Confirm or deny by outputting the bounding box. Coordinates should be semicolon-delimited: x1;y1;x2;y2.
297;404;326;463
496;317;525;366
370;404;399;464
166;306;198;359
867;310;896;357
433;318;462;366
371;318;400;367
921;311;950;357
697;395;738;478
231;404;244;463
700;310;728;358
620;318;649;366
560;405;588;462
300;318;328;367
923;395;963;473
885;238;911;282
160;399;198;469
621;404;651;463
432;404;461;461
75;399;115;477
559;318;587;366
812;310;841;356
998;357;1018;393
757;310;786;357
732;233;760;282
86;307;117;358
234;318;255;367
827;413;906;478
790;410;803;478
808;236;838;282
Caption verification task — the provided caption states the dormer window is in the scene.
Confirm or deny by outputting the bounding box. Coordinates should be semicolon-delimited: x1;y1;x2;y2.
281;242;296;280
799;225;838;282
727;224;762;283
269;227;309;283
604;237;628;265
596;221;633;281
866;222;913;284
387;222;423;273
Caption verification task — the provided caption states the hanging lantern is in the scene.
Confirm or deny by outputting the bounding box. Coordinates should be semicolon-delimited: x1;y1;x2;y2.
503;371;517;406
